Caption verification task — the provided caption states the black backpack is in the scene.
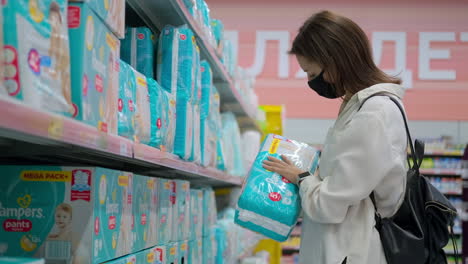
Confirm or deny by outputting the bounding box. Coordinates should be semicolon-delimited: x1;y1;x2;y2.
360;95;459;264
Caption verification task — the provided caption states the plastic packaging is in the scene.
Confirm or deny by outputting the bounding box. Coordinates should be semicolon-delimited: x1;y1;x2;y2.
148;78;165;149
3;0;73;116
121;27;155;79
211;19;224;48
200;61;213;166
0;166;133;263
242;130;262;171
190;189;204;239
157;25;196;159
0;257;45;264
133;69;151;144
189;43;202;164
221;112;245;177
173;180;191;242
68;0;125;38
158;179;175;244
68;3;119;134
235;134;320;241
161;90;176;153
118;61;136;139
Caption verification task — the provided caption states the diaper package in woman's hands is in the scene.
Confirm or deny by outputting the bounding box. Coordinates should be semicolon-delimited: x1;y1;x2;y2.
235;134;320;241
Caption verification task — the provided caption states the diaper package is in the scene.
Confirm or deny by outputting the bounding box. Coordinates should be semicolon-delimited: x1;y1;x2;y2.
179;241;189;264
190;189;204;240
189;45;202;164
157;25;197;159
157;179;175;244
202;188;217;236
0;166;133;263
221;112;246;177
188;239;203;264
208;86;226;171
167;242;178;264
210;19;224;48
134;247;157;264
235;134;320;241
0;257;44;264
152;245;166;264
200;61;213;167
102;254;136;264
161;90;176;153
148;78;165;149
173;180;191;242
202;233;216;264
132;69;151;144
68;3;119;134
68;0;125;38
131;175;158;253
118;60;136;139
3;0;73;116
121;27;155;79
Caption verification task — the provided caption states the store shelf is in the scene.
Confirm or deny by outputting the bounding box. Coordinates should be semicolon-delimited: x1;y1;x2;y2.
126;0;261;132
443;192;463;197
0;97;243;187
423;151;464;157
420;168;462;175
133;143;244;186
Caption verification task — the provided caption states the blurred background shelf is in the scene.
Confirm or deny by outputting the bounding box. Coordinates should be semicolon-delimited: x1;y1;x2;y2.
126;0;261;132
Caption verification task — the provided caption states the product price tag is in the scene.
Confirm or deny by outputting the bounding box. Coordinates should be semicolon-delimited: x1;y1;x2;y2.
48;117;64;140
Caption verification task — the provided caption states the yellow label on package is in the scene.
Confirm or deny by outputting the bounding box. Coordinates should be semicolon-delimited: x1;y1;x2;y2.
118;175;129;186
20;171;71;182
137;77;147;87
106;32;119;50
269;138;280;154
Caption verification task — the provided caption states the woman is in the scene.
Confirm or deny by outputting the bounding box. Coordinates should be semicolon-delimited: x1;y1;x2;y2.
262;11;407;264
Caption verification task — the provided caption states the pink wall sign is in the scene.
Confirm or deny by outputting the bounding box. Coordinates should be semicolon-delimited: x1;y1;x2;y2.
210;0;468;120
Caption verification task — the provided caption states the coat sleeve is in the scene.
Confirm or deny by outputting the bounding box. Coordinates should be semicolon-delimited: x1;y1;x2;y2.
299;107;398;224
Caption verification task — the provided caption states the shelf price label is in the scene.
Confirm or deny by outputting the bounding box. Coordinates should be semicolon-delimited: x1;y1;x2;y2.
48;117;64;140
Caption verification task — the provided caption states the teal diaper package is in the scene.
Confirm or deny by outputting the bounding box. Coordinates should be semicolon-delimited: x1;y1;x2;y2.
0;166;133;263
202;188;217;237
235;134;320;242
188;239;203;264
117;60;136;140
173;181;191;242
157;25;197;160
151;245;166;264
161;90;176;153
0;257;44;264
166;242;178;264
208;86;226;171
221;112;246;177
131;175;158;253
178;241;189;264
3;0;73;116
157;179;175;244
132;69;152;144
202;233;216;264
121;27;155;79
102;253;136;264
68;0;125;38
190;189;203;240
148;78;165;149
211;19;224;48
200;61;213;167
68;3;120;134
189;45;202;165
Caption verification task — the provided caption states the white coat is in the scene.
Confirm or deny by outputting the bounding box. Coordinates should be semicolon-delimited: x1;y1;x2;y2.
298;83;408;264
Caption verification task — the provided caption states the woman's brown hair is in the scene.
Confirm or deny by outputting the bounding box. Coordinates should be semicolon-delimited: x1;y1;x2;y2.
290;10;401;97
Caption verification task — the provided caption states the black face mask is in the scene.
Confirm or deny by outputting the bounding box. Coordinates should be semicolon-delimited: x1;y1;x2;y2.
307;71;340;99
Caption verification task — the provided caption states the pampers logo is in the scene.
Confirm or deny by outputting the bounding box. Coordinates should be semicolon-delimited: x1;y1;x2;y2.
0;196;44;233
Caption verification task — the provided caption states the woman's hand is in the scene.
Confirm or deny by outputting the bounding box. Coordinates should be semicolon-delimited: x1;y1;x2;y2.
262;155;305;185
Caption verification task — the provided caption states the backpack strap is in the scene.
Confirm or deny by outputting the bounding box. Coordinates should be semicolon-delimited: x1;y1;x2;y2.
358;94;417;217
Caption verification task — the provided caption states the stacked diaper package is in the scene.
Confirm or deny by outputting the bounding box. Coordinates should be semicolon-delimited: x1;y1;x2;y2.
68;2;120;134
68;0;125;39
2;0;73;116
221;112;246;177
202;188;218;264
0;257;45;264
189;41;202;164
0;166;134;263
211;19;224;50
121;27;155;79
235;134;320;241
157;25;199;160
208;86;227;171
200;61;216;167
